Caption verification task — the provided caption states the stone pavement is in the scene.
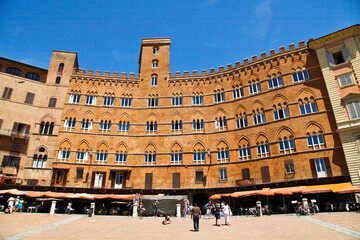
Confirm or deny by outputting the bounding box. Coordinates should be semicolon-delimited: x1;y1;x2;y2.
0;212;359;240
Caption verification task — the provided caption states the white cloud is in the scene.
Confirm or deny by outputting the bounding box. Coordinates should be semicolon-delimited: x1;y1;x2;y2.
253;0;273;39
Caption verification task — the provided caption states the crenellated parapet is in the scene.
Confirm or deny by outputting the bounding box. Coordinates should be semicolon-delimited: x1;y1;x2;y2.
70;69;140;87
168;41;308;86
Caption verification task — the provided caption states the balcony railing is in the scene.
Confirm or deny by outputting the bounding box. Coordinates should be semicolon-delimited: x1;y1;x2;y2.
0;128;30;139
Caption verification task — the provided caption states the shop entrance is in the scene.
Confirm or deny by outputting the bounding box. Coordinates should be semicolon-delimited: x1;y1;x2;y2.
193;192;210;214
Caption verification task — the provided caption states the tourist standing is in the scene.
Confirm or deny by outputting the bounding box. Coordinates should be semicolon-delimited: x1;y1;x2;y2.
223;202;231;226
214;203;222;227
183;197;189;217
7;196;15;213
153;201;159;217
14;196;20;212
17;199;23;213
138;202;145;219
191;203;201;232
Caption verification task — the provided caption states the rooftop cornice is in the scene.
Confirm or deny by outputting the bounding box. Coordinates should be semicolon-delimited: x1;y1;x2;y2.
308;24;360;50
141;38;171;45
168;42;308;82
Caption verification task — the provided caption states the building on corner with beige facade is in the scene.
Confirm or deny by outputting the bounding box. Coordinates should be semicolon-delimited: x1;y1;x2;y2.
309;25;360;195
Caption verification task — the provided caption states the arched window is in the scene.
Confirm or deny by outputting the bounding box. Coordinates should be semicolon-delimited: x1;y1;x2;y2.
214;91;225;103
58;63;64;72
215;116;227;131
152;60;158;68
192;93;203;105
257;141;270;158
217;148;229;162
193;149;205;164
99;120;111;133
96;151;108;162
151;75;158;86
292;69;309;82
81;119;93;132
233;85;244;99
171;120;182;133
249;80;261;94
6;68;22;76
146;121;157;135
268;76;283;89
32;154;47;168
192;119;204;133
116;151;127;164
307;132;325;150
118;121;130;134
236;113;248;129
273;104;290;120
299;97;317;115
171;151;182;164
55;76;61;84
279;137;295;154
145;151;156;164
253;109;265;125
39;121;54;135
64;117;76;131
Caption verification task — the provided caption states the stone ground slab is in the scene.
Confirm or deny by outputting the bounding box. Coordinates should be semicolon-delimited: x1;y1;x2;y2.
0;212;359;240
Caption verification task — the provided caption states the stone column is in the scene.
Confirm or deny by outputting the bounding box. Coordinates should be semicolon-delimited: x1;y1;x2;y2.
132;202;138;218
176;204;181;218
256;201;262;216
50;201;56;215
89;202;95;217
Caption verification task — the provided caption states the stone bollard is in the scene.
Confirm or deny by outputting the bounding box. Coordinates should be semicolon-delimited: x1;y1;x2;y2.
88;202;95;217
132;202;138;218
50;201;56;215
256;201;262;216
176;204;181;218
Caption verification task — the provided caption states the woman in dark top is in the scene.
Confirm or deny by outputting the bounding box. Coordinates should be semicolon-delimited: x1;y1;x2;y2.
214;203;221;227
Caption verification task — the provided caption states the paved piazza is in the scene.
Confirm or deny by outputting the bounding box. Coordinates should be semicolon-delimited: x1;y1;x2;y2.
0;212;359;240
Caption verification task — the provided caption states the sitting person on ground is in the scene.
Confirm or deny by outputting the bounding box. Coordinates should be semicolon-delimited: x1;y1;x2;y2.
162;214;171;225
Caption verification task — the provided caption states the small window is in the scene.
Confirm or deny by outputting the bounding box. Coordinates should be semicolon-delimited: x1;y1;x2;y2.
215;116;227;131
347;101;360;120
219;168;227;180
171;152;182;164
236;114;248;129
145;152;156;165
118;121;130;134
239;146;251;161
195;171;204;182
152;60;158;68
55;76;61;84
217;148;229;162
192;119;204;133
25;72;40;81
151;75;158;86
273;104;290;120
257;142;270;158
327;48;351;66
115;152;127;164
25;92;35;104
86;95;97;105
338;74;353;87
279;138;295;154
307;133;325;149
253;110;265;125
284;160;295;174
171;120;182;133
13;143;21;150
103;96;114;106
69;94;81;104
172;96;182;106
99;120;111;133
2;87;13;99
6;68;22;76
95;151;108;162
48;98;57;108
299;98;317;115
193;150;205;164
153;47;159;55
75;167;84;179
0;119;2;129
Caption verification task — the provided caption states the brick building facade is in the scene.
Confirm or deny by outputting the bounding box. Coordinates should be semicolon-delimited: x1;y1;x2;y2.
0;28;354;202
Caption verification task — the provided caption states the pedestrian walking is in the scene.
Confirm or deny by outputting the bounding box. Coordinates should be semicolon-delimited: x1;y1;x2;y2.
191;203;201;232
65;201;72;214
223;202;231;225
214;203;222;227
7;196;15;213
14;196;20;212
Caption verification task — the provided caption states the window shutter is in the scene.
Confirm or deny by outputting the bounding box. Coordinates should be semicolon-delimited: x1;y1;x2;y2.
342;47;351;62
25;124;31;134
102;172;107;188
326;52;335;66
242;168;250;180
261;166;270;183
2;155;9;167
145;173;153;189
309;159;317;178
2;88;8;98
91;172;96;187
324;157;333;177
173;173;180;188
51;170;56;186
0;119;3;129
63;170;68;186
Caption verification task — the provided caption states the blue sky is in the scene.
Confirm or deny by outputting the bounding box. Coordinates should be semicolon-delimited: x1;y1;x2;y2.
0;0;359;75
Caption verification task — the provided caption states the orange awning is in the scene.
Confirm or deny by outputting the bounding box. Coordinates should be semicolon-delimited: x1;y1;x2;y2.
231;190;261;198
209;194;222;200
335;186;360;194
260;188;275;196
